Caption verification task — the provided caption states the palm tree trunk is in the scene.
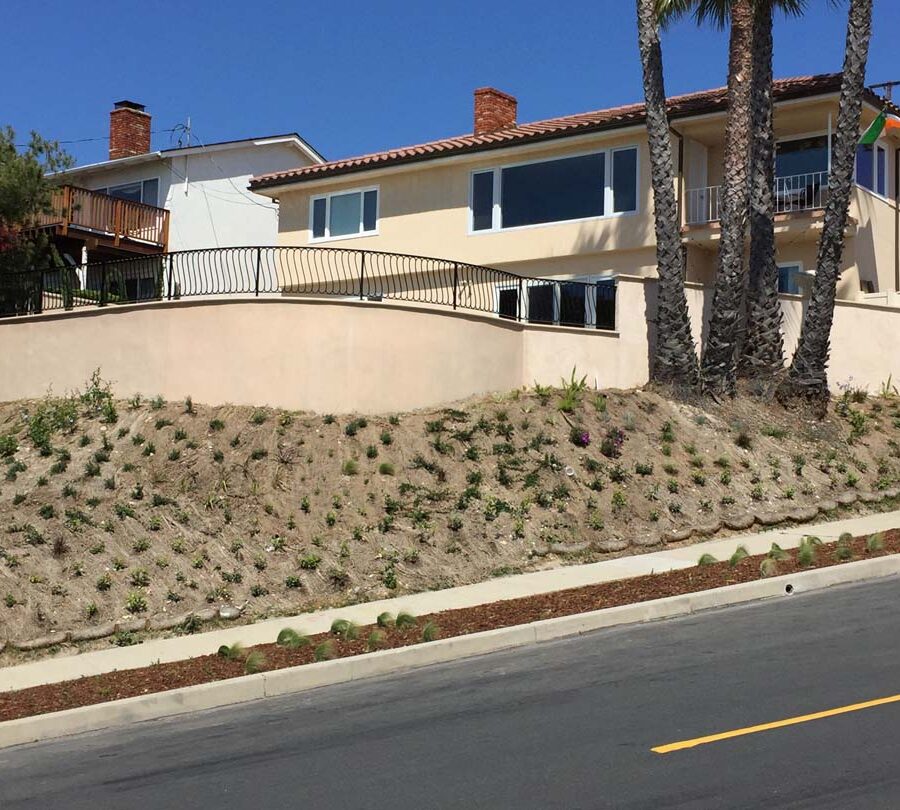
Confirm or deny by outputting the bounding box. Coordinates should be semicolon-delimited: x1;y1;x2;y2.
739;0;784;384
699;0;754;397
777;0;873;413
636;0;699;387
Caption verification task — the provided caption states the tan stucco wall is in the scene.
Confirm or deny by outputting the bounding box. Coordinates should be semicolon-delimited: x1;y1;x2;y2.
2;277;898;414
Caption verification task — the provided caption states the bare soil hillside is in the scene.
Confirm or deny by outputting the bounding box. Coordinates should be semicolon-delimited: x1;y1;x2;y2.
0;374;898;650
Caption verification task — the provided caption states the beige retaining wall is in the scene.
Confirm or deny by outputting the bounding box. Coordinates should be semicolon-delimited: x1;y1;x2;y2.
0;276;897;413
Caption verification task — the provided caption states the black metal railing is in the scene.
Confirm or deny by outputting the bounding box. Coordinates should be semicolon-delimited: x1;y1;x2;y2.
0;246;618;330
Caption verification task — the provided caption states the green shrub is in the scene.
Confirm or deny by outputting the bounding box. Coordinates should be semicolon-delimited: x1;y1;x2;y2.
314;640;336;661
96;573;112;592
0;435;18;458
250;410;268;425
367;630;386;651
395;611;417;629
378;462;395;476
867;532;885;553
244;651;266;674
276;628;310;649
125;592;147;614
341;459;359;476
330;618;359;639
728;546;749;567
422;621;439;642
377;611;394;628
298;553;321;570
217;642;244;660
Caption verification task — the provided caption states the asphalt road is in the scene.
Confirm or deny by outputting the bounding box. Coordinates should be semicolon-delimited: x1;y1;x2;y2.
2;577;900;809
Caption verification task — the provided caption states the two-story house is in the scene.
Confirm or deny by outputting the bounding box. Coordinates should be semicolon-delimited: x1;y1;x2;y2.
249;73;899;329
40;101;323;299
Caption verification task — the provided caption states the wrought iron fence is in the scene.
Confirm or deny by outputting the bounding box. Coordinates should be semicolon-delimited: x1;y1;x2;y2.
0;246;618;331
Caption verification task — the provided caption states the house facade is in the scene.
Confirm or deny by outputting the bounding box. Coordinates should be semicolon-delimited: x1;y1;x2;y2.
36;100;323;301
250;73;900;326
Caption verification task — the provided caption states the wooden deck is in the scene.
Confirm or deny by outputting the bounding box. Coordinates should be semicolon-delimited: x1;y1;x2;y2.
35;185;169;253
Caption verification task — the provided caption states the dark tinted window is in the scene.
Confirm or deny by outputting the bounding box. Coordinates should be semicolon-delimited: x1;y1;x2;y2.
595;280;616;330
559;283;585;327
472;171;495;231
876;147;887;195
141;178;159;207
312;197;327;238
363;190;378;231
612;149;637;213
856;144;874;190
502;153;605;228
527;284;555;324
498;287;518;320
776;136;829;177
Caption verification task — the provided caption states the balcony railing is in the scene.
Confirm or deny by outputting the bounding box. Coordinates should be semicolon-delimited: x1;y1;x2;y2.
0;246;618;330
685;171;830;225
34;185;170;250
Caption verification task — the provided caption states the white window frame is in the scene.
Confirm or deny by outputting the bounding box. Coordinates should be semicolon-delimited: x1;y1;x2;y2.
468;146;639;235
309;185;380;243
776;261;812;296
855;140;889;199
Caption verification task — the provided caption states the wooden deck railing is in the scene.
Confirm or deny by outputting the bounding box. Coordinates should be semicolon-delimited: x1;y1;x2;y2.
36;185;170;250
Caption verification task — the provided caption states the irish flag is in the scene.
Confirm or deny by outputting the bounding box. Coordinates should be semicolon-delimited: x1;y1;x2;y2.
860;110;900;144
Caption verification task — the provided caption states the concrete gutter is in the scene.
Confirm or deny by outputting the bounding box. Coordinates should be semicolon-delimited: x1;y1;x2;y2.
1;552;899;750
2;508;899;694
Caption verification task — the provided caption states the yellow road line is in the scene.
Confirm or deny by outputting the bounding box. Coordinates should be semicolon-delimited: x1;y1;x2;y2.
652;693;900;754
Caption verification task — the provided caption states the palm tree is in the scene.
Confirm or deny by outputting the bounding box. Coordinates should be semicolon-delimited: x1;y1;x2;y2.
637;0;700;387
660;0;755;397
739;0;810;384
738;0;783;383
777;0;873;412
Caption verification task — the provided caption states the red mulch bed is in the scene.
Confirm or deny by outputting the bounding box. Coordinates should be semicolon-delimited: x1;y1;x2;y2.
2;528;898;722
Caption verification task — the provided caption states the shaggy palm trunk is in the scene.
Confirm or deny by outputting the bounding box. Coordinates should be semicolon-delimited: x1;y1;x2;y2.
699;0;754;397
777;0;873;413
739;0;784;383
636;0;699;387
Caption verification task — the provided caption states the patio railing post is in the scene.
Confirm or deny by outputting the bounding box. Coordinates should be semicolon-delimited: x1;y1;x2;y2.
254;247;262;297
359;252;366;300
452;263;459;310
99;262;107;307
35;269;44;315
166;255;173;300
517;277;523;322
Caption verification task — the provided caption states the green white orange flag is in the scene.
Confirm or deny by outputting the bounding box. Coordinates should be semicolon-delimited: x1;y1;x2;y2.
860;110;900;145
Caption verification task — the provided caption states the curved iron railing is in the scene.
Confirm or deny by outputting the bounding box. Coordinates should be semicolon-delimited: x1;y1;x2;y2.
0;246;617;330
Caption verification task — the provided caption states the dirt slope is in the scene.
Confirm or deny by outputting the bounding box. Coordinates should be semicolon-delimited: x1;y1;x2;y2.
0;375;898;647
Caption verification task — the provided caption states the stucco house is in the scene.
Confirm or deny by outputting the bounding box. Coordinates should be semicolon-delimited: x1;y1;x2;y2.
249;73;900;325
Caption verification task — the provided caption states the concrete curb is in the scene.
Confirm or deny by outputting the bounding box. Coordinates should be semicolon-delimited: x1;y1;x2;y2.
2;553;899;750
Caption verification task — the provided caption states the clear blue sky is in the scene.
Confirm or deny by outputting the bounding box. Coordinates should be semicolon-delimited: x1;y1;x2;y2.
3;0;898;167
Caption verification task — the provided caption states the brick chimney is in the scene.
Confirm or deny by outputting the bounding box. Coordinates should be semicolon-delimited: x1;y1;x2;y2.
474;87;517;135
109;101;151;160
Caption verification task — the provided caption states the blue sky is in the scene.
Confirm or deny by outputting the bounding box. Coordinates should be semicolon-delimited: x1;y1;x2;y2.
4;0;898;167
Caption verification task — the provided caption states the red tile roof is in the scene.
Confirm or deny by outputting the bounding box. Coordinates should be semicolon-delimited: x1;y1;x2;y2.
250;73;847;191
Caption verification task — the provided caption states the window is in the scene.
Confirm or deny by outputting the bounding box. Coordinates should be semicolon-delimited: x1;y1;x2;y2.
495;276;616;329
310;188;378;240
777;263;804;295
471;171;495;231
470;146;638;232
775;136;829;177
497;286;519;320
856;143;887;196
95;178;159;206
527;284;556;324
